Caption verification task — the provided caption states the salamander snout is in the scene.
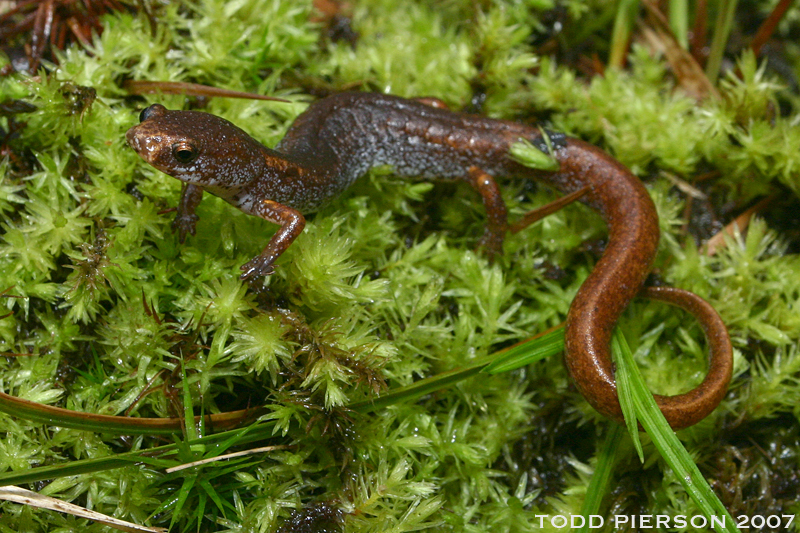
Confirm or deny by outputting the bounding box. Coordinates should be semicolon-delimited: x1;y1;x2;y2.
126;106;216;185
125;111;176;169
126;104;188;166
126;104;167;155
139;103;167;123
125;126;142;152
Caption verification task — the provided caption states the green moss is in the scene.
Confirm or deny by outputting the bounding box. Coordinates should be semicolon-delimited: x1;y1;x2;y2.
311;1;475;100
1;0;800;531
531;46;711;175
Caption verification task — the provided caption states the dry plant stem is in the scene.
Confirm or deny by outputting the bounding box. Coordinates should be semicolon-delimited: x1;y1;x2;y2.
0;390;265;435
705;194;777;256
124;80;291;102
641;0;718;100
750;0;794;56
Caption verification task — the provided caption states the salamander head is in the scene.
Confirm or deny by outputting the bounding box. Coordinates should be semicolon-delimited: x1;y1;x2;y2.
126;104;265;191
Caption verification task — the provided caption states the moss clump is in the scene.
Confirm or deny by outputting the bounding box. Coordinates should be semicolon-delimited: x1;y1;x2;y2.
1;0;800;531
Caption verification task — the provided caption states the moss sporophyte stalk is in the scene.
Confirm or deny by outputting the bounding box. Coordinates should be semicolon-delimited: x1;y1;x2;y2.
1;0;799;532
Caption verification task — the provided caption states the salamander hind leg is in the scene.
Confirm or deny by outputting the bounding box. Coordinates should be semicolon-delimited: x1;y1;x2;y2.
466;167;508;259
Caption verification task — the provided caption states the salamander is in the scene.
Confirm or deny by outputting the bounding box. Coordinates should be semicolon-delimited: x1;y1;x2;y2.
126;91;732;429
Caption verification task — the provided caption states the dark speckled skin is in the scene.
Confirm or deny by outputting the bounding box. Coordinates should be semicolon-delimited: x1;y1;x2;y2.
126;92;732;430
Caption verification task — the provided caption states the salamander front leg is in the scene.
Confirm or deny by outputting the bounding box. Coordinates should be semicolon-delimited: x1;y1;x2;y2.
173;183;204;242
466;166;508;258
239;199;306;281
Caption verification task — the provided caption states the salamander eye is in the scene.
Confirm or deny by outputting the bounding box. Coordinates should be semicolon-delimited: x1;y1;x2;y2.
139;104;166;122
171;142;198;164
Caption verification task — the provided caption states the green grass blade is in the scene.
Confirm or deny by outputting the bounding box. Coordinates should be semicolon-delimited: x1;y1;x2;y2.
0;327;564;485
348;361;486;413
169;476;196;532
609;0;639;69
705;0;739;84
193;491;206;533
0;421;278;485
349;327;564;413
669;0;689;49
198;476;228;517
577;424;628;533
181;359;199;441
613;332;644;461
613;330;739;533
149;491;181;526
482;328;564;374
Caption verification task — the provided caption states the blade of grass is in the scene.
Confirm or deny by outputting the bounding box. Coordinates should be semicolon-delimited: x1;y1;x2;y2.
198;476;229;517
669;0;689;49
613;333;645;460
0;421;279;486
609;0;640;69
482;327;564;374
349;327;565;413
705;0;739;84
181;359;199;441
613;330;739;533
194;490;207;533
576;423;628;533
0;329;563;485
167;476;196;532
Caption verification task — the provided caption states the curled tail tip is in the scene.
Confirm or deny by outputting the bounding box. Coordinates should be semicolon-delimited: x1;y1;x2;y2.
567;286;733;430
